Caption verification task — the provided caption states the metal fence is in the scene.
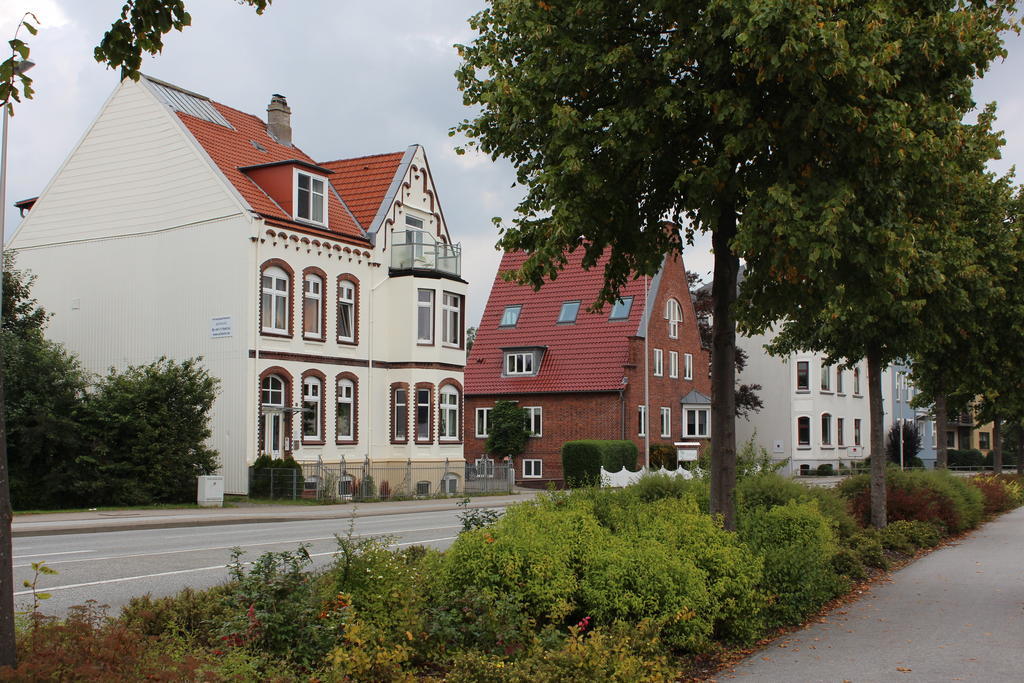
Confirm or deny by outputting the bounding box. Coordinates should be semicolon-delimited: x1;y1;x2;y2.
249;458;515;502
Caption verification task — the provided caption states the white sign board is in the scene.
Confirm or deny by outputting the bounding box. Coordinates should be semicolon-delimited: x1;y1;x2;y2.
210;316;233;338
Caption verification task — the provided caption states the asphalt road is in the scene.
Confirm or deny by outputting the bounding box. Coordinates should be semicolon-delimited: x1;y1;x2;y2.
13;508;472;618
726;505;1024;682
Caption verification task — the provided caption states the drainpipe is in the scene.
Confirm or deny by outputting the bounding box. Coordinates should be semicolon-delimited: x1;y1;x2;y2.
365;255;389;462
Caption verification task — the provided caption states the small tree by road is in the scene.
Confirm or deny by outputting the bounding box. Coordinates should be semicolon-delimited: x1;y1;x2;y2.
485;401;529;461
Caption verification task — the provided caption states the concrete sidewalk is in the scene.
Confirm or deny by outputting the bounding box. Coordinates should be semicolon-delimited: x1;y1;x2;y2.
724;506;1024;682
12;493;538;537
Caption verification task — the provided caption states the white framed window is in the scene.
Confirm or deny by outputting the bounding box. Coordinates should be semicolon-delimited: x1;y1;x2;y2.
558;300;581;324
475;407;491;438
415;387;432;442
853;367;861;395
439;385;460;440
261;374;286;457
294;169;327;226
669;351;679;378
836;368;844;394
821;413;832;446
665;298;682;339
500;305;522;327
442;292;462;347
393;387;407;441
337;280;356;342
684;353;693;380
854;418;862;446
609;296;633;320
930;420;937;448
417;289;434;343
685;408;709;438
525;406;543;436
303;273;322;338
523;459;543;479
660;407;671;437
837;417;845;446
638;405;647;437
505;351;536;376
336;379;354;441
820;363;831;392
261;266;289;334
302;376;322;441
653;348;663;377
797;416;811;447
796;360;810;391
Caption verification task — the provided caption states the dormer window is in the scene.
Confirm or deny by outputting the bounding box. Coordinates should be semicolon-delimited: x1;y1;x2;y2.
500;305;522;327
295;170;327;226
609;296;633;320
503;348;543;377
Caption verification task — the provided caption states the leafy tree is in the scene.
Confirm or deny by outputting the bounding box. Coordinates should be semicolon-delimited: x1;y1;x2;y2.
73;357;219;507
885;423;922;469
1;253;48;338
485;400;529;460
455;0;1014;529
465;326;477;353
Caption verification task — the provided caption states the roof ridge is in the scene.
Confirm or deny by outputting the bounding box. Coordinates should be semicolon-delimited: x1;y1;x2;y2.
321;150;406;166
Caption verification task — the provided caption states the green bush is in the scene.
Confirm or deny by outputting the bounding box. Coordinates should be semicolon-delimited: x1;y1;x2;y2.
830;547;867;581
249;454;303;499
947;448;986;468
736;474;858;540
120;585;234;645
601;440;639;472
561;441;604;487
816;463;835;476
839;468;983;533
848;530;889;570
621;472;709;508
648;443;678;470
879;520;942;554
968;474;1021;514
740;500;846;628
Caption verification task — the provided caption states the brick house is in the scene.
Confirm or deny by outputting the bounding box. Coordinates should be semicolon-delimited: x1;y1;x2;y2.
464;249;710;487
10;76;467;495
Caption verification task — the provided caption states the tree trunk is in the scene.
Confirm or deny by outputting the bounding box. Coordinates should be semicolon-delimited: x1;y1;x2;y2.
991;417;1002;473
0;340;15;669
709;208;739;531
867;348;887;529
1016;423;1023;476
934;392;948;469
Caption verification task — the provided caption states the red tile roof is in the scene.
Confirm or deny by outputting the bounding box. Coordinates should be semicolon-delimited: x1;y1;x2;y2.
173;98;367;243
466;250;650;395
321;152;406;230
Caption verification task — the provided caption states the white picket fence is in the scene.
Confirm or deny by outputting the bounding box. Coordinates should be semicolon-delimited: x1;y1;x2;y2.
600;466;694;488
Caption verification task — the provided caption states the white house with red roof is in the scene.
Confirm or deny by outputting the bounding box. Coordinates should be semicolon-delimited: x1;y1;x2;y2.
465;249;709;486
9;77;467;495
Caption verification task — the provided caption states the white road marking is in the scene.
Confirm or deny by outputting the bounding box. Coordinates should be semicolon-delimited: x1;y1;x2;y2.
13;536;459;596
14;525;461;568
13;550;92;560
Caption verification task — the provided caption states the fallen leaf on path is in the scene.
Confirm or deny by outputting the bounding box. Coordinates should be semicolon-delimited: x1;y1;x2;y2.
896;667;912;672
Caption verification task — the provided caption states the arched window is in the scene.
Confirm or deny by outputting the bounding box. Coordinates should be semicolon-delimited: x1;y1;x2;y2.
262;265;290;334
415;384;433;442
303;272;323;338
821;413;832;446
665;298;682;339
261;374;286;456
336;378;355;441
301;376;322;441
392;385;408;442
439;385;460;441
797;416;811;447
337;277;357;343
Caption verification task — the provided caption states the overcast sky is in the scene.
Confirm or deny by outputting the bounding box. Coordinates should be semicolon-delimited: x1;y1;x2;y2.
2;1;1022;327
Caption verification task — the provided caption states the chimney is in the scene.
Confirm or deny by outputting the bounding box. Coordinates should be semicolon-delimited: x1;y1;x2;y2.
266;94;292;146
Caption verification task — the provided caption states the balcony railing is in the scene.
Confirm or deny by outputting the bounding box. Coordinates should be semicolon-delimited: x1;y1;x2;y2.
390;230;461;277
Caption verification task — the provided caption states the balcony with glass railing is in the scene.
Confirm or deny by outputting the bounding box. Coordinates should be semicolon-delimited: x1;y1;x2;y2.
390;229;462;278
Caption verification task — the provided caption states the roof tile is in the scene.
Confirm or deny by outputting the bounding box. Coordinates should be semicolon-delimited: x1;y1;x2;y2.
321;152;405;229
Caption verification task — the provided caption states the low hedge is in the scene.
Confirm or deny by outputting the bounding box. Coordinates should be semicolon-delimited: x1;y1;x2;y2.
838;467;983;533
561;440;639;485
947;449;986;468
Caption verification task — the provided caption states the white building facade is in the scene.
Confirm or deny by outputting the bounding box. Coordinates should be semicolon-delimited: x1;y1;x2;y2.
736;331;871;475
10;77;467;495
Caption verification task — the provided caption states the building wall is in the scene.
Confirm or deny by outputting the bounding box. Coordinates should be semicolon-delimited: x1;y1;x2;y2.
465;392;622;486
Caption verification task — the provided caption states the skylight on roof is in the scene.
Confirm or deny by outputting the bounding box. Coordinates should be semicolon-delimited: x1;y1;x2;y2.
609;296;633;320
146;78;233;129
500;305;522;327
558;301;580;324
